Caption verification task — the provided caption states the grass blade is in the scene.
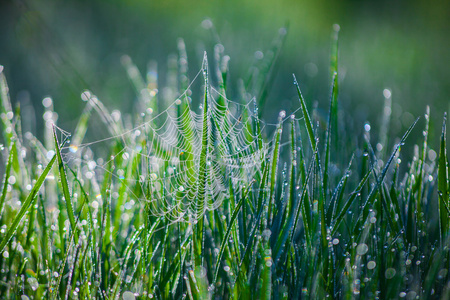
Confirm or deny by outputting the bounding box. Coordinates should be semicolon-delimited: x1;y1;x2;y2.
53;126;78;243
438;113;448;244
213;182;253;285
0;154;56;253
193;52;210;267
0;140;15;219
324;72;338;193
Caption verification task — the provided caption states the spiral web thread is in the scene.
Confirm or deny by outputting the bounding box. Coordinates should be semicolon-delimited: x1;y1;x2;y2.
59;58;290;224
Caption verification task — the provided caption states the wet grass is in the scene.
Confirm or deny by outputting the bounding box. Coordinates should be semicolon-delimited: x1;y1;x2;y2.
0;28;449;299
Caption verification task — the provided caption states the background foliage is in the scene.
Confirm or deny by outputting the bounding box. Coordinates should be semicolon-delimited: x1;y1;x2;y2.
0;0;449;138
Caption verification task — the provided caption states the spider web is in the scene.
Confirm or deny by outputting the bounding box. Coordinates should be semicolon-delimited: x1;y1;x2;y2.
58;55;290;224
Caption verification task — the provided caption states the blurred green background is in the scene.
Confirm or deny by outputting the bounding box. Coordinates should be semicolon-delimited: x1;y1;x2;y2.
1;0;449;141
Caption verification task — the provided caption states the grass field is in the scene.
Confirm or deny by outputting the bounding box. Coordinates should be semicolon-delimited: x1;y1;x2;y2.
0;29;449;299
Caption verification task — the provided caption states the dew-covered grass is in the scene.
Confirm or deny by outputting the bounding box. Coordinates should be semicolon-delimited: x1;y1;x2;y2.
0;27;449;299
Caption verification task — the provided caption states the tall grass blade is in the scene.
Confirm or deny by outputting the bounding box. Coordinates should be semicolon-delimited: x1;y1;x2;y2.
213;182;253;285
267;112;283;225
53;126;78;242
324;71;338;195
0;154;56;253
358;117;419;228
438;113;448;244
0;140;15;219
293;74;316;152
0;69;13;147
193;52;210;267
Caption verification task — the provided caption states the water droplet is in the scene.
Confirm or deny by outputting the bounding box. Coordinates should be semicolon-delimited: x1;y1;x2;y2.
27;277;39;291
88;160;97;170
42;97;53;108
122;152;130;160
356;244;368;255
438;268;448;279
69;145;78;153
122;291;135;300
81;91;91;102
111;110;121;122
251;50;264;60
194;266;207;278
367;261;376;269
7;175;16;185
385;268;396;279
201;19;213;29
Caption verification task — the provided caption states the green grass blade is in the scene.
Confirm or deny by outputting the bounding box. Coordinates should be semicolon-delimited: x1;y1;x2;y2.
69;98;93;150
193;52;210;267
438;112;448;244
330;24;339;82
0;154;56;253
289;144;318;252
272;118;297;261
358;117;419;229
331;169;371;236
0;70;14;147
213;182;253;285
326;155;353;225
294;74;316;151
324;72;338;193
267;112;283;225
259;247;272;300
294;74;325;242
0;140;15;219
53;126;78;243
